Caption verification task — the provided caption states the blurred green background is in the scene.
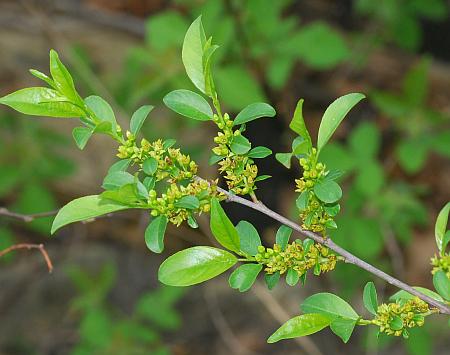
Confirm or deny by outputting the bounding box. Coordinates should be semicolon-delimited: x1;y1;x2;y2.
0;0;449;354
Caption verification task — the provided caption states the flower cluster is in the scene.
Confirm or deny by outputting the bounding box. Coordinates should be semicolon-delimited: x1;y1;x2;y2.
254;241;338;277
373;298;430;337
212;113;258;195
431;253;450;278
117;131;219;225
295;149;337;235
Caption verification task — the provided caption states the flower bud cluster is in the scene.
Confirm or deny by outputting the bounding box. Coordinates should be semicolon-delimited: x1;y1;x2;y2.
117;131;219;225
295;149;336;235
431;253;450;278
148;179;218;226
373;297;429;337
254;241;337;277
212;113;258;195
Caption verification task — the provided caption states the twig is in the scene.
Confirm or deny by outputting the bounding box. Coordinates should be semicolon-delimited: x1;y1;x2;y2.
0;243;53;273
212;184;450;315
0;207;58;223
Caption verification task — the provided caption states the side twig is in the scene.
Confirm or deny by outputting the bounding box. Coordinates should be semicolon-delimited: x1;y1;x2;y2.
0;207;59;223
0;243;53;273
214;185;450;315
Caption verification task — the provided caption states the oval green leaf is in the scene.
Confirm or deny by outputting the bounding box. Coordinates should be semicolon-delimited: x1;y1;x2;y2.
72;127;93;150
433;270;450;301
314;179;342;204
130;105;154;136
276;225;292;251
210;198;240;253
229;263;262;292
234;102;276;126
174;195;200;210
163;89;212;121
301;292;359;320
158;246;237;286
230;135;251;155
182;16;206;93
236;220;261;256
435;202;450;253
247;146;272;159
363;282;378;315
51;195;130;234
145;215;168;253
267;313;331;343
85;95;117;132
289;99;312;150
317;93;365;152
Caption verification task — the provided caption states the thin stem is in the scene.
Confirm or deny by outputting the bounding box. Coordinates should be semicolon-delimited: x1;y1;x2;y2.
0;207;59;222
0;243;53;273
210;182;450;315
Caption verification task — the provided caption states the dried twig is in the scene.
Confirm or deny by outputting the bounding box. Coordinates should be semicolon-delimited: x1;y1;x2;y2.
0;207;58;223
0;243;53;273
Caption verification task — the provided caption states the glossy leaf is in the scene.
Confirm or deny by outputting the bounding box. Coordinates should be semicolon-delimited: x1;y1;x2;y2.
0;87;84;117
276;225;292;251
102;171;135;190
174;196;200;209
317;93;365;152
296;191;309;211
286;268;300;286
236;220;261;256
265;272;280;290
233;102;276;126
301;292;359;320
72;127;93;150
267;313;331;343
363;282;378;315
210;198;240;253
143;157;158;176
106;159;131;174
229;263;262;292
182;16;207;93
330;318;357;343
314;179;342;203
51;195;129;234
145;216;168;253
289;99;312;149
29;69;56;89
248;146;272;159
130;105;154;135
435;202;450;253
49;50;79;101
158;246;237;286
433;270;450;301
230;135;251;155
85;95;117;132
275;152;292;168
163;89;212;121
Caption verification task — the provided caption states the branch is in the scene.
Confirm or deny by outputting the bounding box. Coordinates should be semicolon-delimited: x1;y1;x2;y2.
214;185;450;315
0;207;59;223
0;243;53;273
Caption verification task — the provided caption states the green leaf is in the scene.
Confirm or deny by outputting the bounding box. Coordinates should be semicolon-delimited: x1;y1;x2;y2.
236;221;261;256
174;196;200;209
143;157;158;176
230;135;251;155
163;138;177;149
248;146;272;159
443;230;450;254
100;183;143;205
301;292;359;320
390;287;444;303
314;179;342;203
107;159;131;175
317;93;365;153
145;216;168;253
276;225;292;251
0;87;84;117
254;175;272;182
229;263;262;292
102;171;135;190
158;246;237;286
267;313;331;343
265;272;280;290
210;198;240;253
435;202;450;253
85;95;117;132
51;195;129;234
330;318;357;343
390;315;403;331
29;69;56;89
187;215;199;229
203;40;219;98
286;268;300;286
130;105;154;136
275;152;292;168
363;282;378;315
296;191;309;211
289;99;312;150
208;153;225;165
233;102;276;126
49;49;79;101
72;127;93;150
182;16;207;93
163;89;212;121
433;270;450;301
